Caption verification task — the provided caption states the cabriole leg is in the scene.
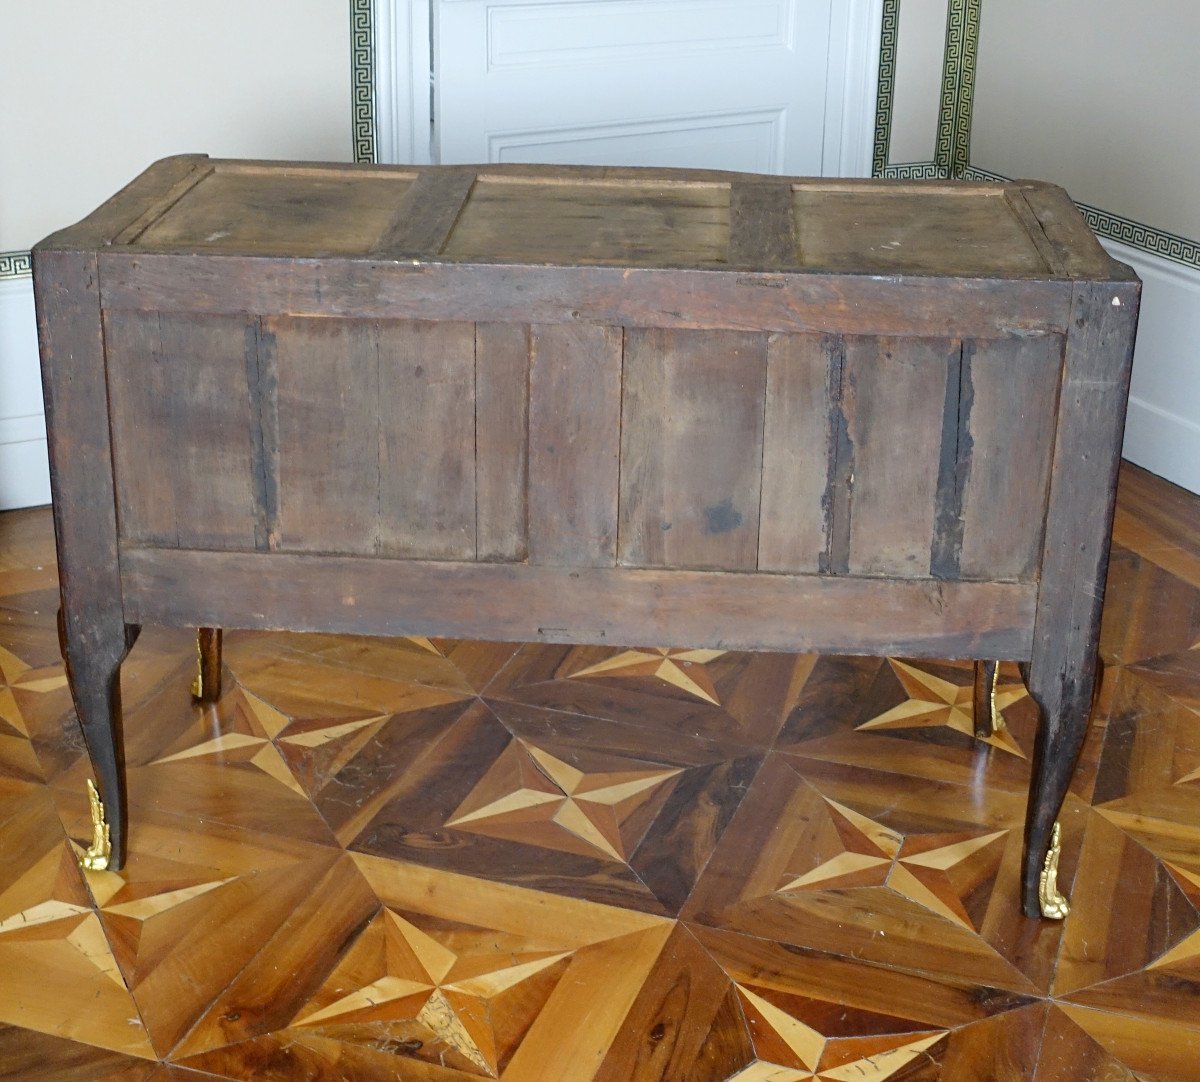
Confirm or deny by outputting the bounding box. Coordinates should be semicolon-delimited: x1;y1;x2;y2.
191;627;223;702
57;607;135;872
1020;653;1099;919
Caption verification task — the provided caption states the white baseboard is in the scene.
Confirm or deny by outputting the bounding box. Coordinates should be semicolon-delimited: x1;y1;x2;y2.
1123;396;1200;495
0;275;51;510
1103;239;1200;495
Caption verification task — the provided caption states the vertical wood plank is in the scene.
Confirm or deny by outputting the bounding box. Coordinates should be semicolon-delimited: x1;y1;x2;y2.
959;336;1064;581
104;311;259;549
476;323;530;562
527;323;622;567
844;336;958;577
376;320;478;559
618;328;767;571
272;318;380;555
758;333;836;573
273;318;477;559
245;321;281;551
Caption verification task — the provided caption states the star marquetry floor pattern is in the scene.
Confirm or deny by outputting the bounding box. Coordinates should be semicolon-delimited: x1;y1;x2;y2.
1;462;1199;1080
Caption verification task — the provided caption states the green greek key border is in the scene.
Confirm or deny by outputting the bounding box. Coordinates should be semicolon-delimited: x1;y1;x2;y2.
0;251;32;280
1;3;378;281
350;0;377;165
872;0;901;178
933;0;980;179
880;162;947;180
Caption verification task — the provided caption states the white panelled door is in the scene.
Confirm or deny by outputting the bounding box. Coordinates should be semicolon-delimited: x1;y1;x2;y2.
433;0;876;176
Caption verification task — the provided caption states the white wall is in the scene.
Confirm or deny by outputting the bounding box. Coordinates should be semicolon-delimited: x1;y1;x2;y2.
888;0;945;164
1109;241;1200;496
0;0;353;508
973;0;1200;239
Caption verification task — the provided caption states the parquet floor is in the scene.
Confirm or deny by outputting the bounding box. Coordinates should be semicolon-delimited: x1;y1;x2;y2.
1;462;1199;1080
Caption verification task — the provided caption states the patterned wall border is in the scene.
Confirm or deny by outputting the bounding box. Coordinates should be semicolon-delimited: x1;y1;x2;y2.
933;0;979;179
350;0;378;165
0;3;378;281
871;0;900;178
0;251;33;281
875;1;1200;272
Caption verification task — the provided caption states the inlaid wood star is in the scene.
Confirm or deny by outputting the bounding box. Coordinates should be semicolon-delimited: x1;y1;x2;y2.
730;983;946;1080
293;908;572;1077
777;796;1008;932
569;647;725;704
857;659;1027;756
446;739;682;862
0;643;68;739
0;840;151;1057
151;688;305;797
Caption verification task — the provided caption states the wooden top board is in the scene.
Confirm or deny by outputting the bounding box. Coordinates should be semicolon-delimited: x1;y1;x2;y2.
38;154;1128;283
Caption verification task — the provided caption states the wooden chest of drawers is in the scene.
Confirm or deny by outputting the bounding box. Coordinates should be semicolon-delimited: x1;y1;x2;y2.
33;156;1139;917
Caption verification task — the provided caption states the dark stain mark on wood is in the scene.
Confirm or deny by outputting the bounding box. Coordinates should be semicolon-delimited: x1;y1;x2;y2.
704;499;743;535
244;320;281;552
823;336;853;575
728;180;796;268
931;341;973;578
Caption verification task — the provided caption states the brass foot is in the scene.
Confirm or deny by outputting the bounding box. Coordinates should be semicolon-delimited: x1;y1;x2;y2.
1038;821;1070;919
190;636;204;699
81;779;112;872
987;662;1005;734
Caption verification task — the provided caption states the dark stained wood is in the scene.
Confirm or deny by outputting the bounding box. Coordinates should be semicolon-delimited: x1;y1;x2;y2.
33;249;132;869
103;311;261;550
371;165;477;257
929;343;969;579
618;328;767;571
728;179;795;268
194;627;223;703
843;336;959;578
120;547;1038;660
99;252;1076;340
475;322;530;562
245;319;281;552
958;336;1063;581
527;323;622;568
758;333;836;573
1022;279;1141;917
